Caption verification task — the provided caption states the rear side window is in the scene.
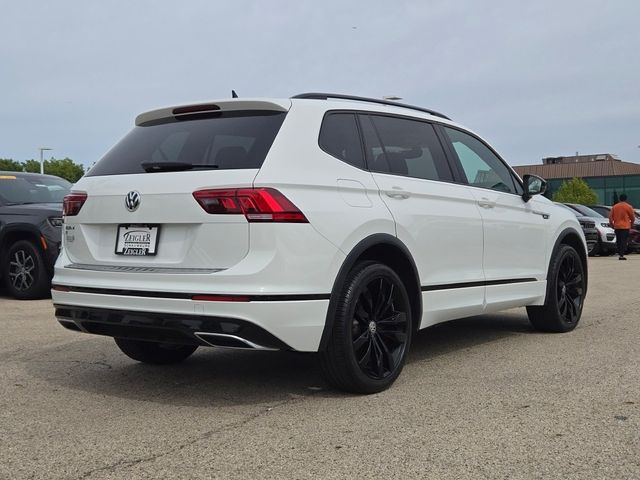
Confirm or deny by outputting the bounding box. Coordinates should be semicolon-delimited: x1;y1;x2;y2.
87;111;286;176
359;114;453;182
318;113;365;169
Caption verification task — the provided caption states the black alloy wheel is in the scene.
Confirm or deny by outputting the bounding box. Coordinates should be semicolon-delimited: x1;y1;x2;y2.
527;244;585;333
556;251;584;325
3;240;49;300
351;276;409;380
320;262;412;394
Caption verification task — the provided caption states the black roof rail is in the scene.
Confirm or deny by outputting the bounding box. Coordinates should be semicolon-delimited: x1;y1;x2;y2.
291;92;451;120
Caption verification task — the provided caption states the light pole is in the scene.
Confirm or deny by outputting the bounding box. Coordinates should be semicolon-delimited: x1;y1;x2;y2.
38;147;52;174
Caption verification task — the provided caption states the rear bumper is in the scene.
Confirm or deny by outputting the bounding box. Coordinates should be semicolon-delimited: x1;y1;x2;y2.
51;289;329;352
55;305;293;350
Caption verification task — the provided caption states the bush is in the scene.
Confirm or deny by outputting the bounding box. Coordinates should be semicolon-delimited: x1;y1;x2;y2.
552;177;598;205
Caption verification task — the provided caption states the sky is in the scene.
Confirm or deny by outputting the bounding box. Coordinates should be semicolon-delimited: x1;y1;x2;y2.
1;0;639;169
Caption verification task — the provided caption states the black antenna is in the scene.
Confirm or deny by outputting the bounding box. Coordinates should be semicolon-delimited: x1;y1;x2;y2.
232;90;238;98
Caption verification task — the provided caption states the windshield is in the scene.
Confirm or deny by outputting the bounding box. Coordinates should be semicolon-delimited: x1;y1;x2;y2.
567;204;605;218
87;110;287;176
0;175;71;205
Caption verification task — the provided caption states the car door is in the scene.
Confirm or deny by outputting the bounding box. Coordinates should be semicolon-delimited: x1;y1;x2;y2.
358;113;486;327
438;125;549;308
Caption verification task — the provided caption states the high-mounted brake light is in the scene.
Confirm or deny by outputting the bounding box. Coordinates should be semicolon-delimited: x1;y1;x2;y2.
172;104;220;115
63;193;88;216
192;188;308;223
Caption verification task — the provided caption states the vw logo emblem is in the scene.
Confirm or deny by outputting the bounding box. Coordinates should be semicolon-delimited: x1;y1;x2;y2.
125;191;141;212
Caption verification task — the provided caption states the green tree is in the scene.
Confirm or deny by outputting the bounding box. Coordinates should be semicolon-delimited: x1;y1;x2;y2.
0;158;23;172
23;157;85;183
552;177;598;205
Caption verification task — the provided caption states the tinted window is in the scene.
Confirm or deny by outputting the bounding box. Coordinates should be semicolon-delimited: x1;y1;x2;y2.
360;115;452;182
0;175;71;204
443;127;520;194
88;111;286;176
319;113;365;169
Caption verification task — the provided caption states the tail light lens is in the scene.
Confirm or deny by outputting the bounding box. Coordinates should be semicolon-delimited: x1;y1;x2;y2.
193;188;308;223
63;193;88;216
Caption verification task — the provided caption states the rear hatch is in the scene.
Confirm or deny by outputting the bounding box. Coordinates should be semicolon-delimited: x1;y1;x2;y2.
63;100;289;270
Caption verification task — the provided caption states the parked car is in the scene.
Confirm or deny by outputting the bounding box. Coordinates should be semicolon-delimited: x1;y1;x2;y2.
554;205;598;255
628;229;640;253
588;204;640;229
0;171;71;299
52;93;588;393
563;203;616;255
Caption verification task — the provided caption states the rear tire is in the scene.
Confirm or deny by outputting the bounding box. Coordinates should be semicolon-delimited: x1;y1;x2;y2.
527;245;585;333
319;262;412;394
114;338;197;364
2;240;50;300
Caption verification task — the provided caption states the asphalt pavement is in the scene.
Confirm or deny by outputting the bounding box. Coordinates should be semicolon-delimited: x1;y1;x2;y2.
1;257;638;479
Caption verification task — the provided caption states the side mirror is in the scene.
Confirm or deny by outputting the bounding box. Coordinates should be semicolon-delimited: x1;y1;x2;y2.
522;174;547;203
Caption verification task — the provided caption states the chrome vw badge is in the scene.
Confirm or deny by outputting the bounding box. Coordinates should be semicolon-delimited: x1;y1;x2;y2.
124;191;141;212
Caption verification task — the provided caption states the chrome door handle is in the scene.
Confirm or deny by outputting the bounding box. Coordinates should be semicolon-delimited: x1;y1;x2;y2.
477;198;496;208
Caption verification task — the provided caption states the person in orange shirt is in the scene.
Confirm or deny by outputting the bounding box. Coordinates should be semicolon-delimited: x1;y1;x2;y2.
608;193;636;260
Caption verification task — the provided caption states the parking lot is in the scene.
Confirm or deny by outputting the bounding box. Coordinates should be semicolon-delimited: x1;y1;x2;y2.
0;257;638;479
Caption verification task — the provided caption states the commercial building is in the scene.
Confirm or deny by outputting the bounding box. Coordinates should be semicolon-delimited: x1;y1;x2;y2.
513;154;640;206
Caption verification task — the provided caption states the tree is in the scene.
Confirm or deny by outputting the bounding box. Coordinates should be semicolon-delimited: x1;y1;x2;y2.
23;157;85;183
0;158;23;172
552;177;598;205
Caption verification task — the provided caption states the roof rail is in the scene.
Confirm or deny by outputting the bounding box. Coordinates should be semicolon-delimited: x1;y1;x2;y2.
291;92;451;120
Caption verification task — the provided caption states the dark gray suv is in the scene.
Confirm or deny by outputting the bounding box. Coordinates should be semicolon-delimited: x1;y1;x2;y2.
0;171;71;299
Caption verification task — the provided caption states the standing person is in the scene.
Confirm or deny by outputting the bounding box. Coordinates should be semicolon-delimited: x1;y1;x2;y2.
608;194;635;260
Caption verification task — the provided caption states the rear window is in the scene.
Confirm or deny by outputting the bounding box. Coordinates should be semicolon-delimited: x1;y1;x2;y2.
87;111;287;176
0;175;71;205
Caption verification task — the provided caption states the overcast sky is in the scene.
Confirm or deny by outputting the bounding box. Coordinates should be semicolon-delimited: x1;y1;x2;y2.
1;0;639;169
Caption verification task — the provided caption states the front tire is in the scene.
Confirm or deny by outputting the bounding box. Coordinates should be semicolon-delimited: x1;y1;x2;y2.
114;338;197;364
527;245;585;332
2;240;50;300
320;262;412;394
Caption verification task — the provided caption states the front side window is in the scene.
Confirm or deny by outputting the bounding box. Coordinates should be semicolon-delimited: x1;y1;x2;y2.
318;113;365;169
360;114;453;182
443;127;520;194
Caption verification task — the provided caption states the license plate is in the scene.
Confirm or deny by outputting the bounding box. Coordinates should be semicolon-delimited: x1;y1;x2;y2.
115;225;160;256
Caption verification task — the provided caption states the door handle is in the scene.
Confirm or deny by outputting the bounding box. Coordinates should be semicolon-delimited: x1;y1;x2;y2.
386;190;410;199
477;198;496;208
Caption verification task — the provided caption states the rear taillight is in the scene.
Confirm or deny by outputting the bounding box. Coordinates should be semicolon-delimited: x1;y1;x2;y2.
63;193;87;216
192;188;308;223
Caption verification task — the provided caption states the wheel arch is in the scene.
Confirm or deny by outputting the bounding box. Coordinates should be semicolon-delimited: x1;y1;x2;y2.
0;224;43;257
319;234;421;351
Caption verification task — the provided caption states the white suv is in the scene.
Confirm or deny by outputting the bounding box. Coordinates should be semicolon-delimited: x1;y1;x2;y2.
53;93;588;393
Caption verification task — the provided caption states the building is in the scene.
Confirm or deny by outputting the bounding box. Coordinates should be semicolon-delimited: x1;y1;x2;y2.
513;154;640;206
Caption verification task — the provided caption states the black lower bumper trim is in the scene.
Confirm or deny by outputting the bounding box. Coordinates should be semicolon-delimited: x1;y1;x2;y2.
54;305;292;350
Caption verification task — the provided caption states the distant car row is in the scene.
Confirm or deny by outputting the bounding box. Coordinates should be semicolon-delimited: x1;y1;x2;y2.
558;203;640;256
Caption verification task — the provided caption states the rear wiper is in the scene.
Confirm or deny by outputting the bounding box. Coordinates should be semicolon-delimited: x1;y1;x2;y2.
141;162;220;173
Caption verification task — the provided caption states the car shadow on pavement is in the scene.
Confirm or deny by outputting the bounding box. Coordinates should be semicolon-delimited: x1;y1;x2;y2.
25;310;532;406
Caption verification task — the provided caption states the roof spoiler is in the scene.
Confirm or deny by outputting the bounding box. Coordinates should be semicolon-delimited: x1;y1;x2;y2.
135;99;291;126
